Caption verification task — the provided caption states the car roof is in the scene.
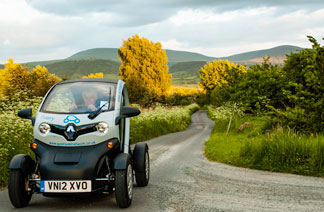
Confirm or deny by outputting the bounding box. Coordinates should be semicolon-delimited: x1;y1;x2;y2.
56;78;119;85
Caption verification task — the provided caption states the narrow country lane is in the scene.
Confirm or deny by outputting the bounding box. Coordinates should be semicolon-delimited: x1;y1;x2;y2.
1;110;324;211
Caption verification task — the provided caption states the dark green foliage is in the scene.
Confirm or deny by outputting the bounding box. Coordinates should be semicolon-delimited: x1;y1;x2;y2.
209;86;230;106
207;36;324;133
230;57;287;112
273;36;324;132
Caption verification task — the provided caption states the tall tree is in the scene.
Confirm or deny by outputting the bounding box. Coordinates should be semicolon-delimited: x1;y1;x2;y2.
118;35;171;105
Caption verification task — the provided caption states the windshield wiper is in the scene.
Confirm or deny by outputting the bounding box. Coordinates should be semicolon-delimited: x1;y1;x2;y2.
88;102;107;120
88;87;111;120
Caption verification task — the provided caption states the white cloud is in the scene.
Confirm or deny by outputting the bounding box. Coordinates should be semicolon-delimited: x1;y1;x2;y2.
1;0;324;63
161;39;189;50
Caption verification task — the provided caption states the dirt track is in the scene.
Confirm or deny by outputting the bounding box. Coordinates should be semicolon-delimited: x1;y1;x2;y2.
1;110;324;211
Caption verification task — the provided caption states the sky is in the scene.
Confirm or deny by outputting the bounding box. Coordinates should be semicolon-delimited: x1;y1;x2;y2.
1;0;324;63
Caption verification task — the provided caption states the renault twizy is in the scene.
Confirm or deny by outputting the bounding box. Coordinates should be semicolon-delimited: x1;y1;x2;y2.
8;79;150;208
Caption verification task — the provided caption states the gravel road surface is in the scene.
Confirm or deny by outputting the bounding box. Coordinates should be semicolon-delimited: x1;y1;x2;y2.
1;110;324;211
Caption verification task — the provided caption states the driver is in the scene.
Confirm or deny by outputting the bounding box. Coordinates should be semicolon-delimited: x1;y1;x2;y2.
70;90;98;112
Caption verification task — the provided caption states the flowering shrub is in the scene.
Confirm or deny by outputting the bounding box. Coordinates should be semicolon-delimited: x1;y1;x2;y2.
0;92;42;186
130;104;199;143
207;102;244;121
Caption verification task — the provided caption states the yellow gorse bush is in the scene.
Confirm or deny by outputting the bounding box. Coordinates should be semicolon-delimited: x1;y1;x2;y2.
82;72;104;78
199;59;246;93
0;59;61;97
169;86;202;96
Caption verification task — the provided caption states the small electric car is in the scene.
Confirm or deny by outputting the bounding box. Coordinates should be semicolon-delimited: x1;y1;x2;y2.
8;79;150;208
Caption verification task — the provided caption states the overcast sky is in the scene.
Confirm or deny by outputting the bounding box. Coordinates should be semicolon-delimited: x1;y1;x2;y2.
1;0;324;63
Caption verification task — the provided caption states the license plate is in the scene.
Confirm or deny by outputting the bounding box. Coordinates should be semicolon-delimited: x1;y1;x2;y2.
40;180;91;193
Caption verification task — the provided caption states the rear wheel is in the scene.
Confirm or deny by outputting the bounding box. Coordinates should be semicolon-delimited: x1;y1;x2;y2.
115;161;133;208
133;143;150;187
8;170;32;208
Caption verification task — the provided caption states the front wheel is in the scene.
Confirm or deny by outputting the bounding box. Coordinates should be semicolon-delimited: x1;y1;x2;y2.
8;170;32;208
115;161;133;208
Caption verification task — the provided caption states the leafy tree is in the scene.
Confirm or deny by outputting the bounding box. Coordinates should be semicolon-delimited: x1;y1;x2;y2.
118;35;171;105
199;59;246;94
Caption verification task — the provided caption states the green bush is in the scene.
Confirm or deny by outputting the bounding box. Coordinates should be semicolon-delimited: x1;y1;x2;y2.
130;104;199;143
272;36;324;132
230;57;287;113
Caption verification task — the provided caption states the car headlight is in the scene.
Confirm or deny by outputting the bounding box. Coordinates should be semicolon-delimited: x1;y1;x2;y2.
39;123;51;135
96;122;109;134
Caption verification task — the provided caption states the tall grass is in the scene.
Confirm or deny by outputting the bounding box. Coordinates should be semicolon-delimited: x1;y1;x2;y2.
240;129;324;176
130;104;199;143
206;104;324;177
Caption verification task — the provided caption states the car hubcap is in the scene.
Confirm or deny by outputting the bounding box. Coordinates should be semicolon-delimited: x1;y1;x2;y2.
127;164;133;199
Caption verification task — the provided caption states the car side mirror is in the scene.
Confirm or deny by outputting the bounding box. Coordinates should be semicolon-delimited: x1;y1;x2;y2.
115;106;141;125
18;108;35;126
121;106;141;118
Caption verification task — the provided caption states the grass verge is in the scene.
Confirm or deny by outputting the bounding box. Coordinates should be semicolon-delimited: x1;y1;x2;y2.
130;104;199;143
205;105;324;177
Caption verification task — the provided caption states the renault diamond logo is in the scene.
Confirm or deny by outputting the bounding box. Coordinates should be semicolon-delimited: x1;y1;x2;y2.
65;123;77;141
66;125;75;133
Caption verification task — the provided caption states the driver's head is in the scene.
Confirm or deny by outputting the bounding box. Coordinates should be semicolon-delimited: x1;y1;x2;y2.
82;90;97;106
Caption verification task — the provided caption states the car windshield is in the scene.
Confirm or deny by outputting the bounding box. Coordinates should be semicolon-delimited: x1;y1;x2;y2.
40;82;116;114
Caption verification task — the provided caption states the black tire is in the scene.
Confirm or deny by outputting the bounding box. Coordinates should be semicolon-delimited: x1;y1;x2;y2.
8;170;32;208
133;143;150;187
115;160;133;208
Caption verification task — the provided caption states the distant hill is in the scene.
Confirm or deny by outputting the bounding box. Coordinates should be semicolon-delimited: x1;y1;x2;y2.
170;61;205;85
1;45;303;85
67;48;120;61
67;48;216;65
44;59;120;79
221;45;302;63
165;50;215;65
